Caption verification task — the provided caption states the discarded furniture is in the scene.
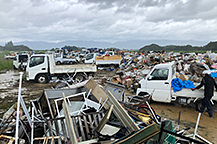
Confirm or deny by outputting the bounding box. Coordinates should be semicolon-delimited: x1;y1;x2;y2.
103;81;126;101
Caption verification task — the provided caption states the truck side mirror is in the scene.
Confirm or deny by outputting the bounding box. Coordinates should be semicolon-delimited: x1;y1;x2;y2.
148;76;153;80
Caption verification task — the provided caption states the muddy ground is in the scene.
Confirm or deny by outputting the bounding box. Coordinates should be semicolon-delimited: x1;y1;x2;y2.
0;70;217;143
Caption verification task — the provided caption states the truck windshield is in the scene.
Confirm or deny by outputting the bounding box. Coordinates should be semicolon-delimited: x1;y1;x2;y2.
86;54;94;60
150;68;169;80
29;56;44;67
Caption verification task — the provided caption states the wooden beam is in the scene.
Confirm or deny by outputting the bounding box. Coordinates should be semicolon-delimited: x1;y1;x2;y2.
107;91;140;133
62;92;78;144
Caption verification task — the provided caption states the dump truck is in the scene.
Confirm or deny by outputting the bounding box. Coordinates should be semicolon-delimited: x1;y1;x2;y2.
85;53;122;69
26;54;97;83
136;62;217;105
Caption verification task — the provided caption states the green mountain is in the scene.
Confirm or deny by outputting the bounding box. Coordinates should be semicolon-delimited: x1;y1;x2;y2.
0;41;32;51
139;41;217;52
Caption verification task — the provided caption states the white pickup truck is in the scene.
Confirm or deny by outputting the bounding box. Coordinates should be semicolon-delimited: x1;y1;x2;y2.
26;54;97;83
55;53;77;65
136;62;217;105
85;53;122;69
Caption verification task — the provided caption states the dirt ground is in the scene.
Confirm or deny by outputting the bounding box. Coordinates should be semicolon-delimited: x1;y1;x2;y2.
0;70;217;143
151;102;217;143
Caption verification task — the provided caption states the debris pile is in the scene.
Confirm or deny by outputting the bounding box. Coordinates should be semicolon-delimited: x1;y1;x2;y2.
98;50;217;94
1;50;217;143
0;73;208;144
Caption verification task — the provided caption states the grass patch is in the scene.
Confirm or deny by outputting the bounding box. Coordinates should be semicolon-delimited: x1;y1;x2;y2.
0;60;13;70
0;51;14;70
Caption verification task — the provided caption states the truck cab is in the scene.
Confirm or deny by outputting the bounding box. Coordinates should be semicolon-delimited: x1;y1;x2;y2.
85;53;101;64
137;62;176;103
26;54;49;83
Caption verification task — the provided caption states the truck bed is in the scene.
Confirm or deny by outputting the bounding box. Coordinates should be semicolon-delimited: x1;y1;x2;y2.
96;55;122;65
50;56;97;74
172;88;217;101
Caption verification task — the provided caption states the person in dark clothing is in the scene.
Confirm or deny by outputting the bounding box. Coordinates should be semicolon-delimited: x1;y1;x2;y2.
192;70;217;118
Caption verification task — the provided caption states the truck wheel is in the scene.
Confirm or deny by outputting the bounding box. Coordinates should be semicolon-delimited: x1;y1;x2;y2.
195;100;203;112
36;74;48;84
109;64;115;70
74;73;86;83
69;61;74;65
56;61;61;65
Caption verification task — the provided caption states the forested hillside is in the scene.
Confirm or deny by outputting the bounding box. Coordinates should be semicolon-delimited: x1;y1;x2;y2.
0;41;32;51
139;41;217;52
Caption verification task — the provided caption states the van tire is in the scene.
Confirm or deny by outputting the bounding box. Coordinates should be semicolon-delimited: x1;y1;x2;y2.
36;74;48;84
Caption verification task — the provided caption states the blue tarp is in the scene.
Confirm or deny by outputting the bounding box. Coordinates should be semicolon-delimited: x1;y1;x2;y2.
183;80;195;89
210;69;217;78
171;78;183;92
171;78;195;92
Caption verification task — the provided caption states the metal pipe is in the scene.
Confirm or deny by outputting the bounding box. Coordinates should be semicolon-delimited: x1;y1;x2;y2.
15;72;23;144
145;101;160;124
192;112;201;144
31;106;34;144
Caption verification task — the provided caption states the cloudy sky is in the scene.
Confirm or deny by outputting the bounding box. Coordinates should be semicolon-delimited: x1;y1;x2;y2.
0;0;217;48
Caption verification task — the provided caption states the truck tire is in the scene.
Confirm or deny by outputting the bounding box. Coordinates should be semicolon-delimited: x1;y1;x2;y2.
69;61;74;65
36;74;48;84
74;73;86;83
195;99;203;112
56;61;61;65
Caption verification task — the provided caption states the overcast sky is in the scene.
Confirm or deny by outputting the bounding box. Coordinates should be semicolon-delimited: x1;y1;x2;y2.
0;0;217;47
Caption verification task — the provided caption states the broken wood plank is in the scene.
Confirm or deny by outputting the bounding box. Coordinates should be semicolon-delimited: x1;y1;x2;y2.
78;116;86;141
93;114;98;127
83;115;90;139
107;91;140;133
95;105;113;133
62;92;78;144
88;115;94;134
60;119;68;143
72;117;79;138
47;121;53;136
84;78;109;109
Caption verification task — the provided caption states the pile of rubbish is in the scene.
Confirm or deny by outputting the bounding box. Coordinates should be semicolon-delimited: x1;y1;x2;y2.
0;72;206;143
2;50;217;143
97;50;217;94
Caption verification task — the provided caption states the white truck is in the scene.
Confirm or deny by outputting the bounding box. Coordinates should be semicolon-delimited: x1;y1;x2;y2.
55;53;77;65
26;54;97;83
136;62;217;105
85;53;122;69
13;54;29;71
